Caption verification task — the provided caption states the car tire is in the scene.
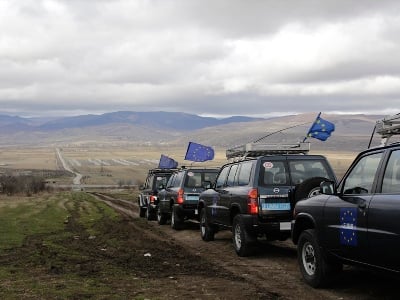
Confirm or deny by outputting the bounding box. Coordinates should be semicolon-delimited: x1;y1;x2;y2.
157;209;168;225
171;205;183;230
139;206;146;218
298;229;342;288
145;207;155;221
200;208;215;241
232;215;256;257
295;177;329;202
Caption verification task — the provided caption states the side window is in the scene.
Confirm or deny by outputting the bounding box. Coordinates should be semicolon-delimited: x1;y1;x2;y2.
382;150;400;193
226;164;239;187
215;166;230;188
145;175;153;188
343;152;383;194
174;172;184;187
237;161;253;186
166;174;176;188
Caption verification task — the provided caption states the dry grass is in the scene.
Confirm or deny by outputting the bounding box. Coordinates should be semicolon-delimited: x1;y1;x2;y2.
0;146;355;185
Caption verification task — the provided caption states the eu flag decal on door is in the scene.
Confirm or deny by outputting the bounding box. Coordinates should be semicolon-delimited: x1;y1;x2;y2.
340;207;358;246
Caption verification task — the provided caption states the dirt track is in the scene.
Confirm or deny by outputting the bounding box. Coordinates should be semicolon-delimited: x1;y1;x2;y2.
94;193;400;300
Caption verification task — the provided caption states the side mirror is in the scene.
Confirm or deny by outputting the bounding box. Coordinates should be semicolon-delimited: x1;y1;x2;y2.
139;185;145;190
320;180;336;195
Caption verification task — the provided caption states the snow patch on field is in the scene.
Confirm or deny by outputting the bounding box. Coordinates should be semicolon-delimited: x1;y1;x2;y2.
88;158;111;166
69;159;81;167
111;159;139;166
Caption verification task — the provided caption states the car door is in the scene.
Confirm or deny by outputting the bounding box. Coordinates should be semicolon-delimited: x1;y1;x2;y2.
208;165;230;224
218;163;239;225
368;148;400;270
159;173;176;212
323;151;384;262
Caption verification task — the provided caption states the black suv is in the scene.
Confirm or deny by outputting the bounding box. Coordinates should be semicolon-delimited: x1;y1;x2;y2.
158;167;219;229
292;140;400;287
138;168;176;220
198;142;336;256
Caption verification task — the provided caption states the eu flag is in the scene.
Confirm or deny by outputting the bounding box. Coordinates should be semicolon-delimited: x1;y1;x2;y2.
339;207;358;246
184;142;214;162
158;154;178;169
305;112;335;141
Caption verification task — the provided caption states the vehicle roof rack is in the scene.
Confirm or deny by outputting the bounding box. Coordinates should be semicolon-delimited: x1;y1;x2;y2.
226;142;310;159
374;113;400;146
148;168;178;174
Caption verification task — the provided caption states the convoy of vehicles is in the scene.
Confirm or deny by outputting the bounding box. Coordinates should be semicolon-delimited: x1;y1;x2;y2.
137;113;400;289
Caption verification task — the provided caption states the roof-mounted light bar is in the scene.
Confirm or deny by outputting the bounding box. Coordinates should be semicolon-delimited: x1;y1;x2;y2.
226;142;310;159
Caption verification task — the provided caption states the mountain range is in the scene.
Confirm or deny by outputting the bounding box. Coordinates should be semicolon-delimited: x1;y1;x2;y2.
0;111;392;152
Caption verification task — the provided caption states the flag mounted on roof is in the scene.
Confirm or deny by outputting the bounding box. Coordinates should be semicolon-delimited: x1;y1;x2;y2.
304;112;335;142
158;154;178;169
184;142;214;162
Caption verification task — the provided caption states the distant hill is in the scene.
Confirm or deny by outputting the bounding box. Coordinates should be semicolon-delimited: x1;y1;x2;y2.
0;111;392;152
37;111;264;131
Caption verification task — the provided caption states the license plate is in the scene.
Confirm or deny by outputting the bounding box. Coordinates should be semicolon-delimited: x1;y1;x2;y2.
262;203;290;210
195;209;198;215
280;222;291;230
186;195;199;201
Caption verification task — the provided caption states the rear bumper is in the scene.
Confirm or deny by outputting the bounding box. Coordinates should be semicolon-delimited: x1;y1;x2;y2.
241;214;291;238
174;204;199;219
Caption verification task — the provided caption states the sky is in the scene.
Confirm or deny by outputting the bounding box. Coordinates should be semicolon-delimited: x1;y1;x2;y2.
1;0;400;118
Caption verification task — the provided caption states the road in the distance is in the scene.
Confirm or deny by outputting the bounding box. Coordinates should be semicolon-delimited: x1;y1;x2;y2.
56;148;83;185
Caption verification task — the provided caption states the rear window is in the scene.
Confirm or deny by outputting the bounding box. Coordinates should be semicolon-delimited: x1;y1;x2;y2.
154;175;170;190
260;161;288;185
184;171;218;188
288;160;331;184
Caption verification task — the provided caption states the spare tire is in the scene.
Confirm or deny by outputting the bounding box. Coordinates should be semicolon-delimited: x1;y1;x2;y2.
294;177;329;202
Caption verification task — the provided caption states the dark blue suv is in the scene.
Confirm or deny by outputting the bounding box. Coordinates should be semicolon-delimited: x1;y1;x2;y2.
292;139;400;287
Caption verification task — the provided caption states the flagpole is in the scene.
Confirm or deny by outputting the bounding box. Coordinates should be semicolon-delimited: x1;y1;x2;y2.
303;112;321;142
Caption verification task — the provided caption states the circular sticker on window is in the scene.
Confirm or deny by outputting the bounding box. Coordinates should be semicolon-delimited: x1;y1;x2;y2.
187;172;194;176
263;162;274;169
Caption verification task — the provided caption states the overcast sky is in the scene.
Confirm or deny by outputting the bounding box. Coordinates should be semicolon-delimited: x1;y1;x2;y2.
1;0;400;118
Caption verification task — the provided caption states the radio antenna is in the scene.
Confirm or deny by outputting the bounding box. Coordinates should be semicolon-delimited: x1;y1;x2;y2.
253;122;310;143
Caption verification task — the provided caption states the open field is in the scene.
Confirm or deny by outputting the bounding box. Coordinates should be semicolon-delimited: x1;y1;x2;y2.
0;145;356;186
1;191;398;299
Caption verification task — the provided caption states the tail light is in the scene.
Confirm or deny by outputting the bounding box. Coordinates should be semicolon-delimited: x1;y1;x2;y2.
177;188;184;204
149;195;156;203
247;188;259;215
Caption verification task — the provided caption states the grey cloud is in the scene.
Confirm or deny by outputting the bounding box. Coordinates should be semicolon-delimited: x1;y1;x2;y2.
0;0;400;117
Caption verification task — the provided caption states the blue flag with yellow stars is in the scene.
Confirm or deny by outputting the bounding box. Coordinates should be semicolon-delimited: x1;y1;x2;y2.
304;112;335;141
340;207;358;246
184;142;214;162
158;154;178;169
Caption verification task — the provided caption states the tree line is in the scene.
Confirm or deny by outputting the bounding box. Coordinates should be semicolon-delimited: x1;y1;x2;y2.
0;175;46;196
